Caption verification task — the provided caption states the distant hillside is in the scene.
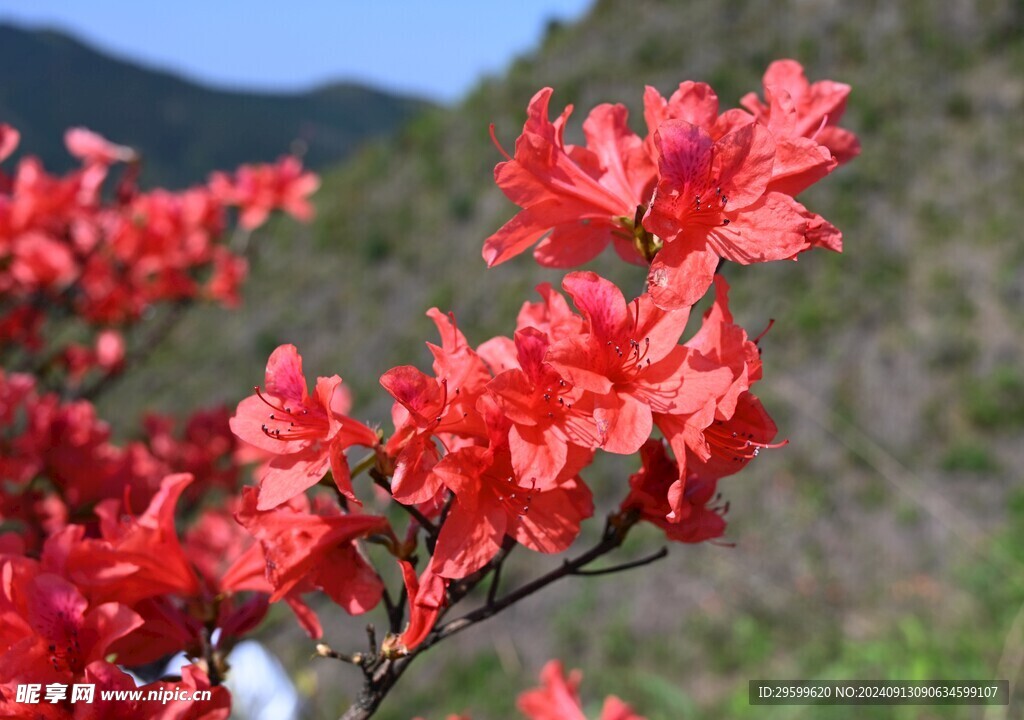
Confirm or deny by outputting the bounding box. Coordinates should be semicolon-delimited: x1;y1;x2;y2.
102;0;1024;717
0;23;429;187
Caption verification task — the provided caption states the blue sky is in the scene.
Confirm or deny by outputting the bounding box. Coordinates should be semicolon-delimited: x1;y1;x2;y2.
0;1;594;102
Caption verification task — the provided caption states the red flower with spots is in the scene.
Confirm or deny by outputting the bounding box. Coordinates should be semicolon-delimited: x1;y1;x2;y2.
231;344;379;510
621;439;727;543
642;76;838;201
653;277;783;520
486;327;597;488
0;569;141;687
737;61;852;252
643;119;809;310
430;411;593;579
380;309;491;505
694;391;781;480
235;488;388;618
546;272;732;455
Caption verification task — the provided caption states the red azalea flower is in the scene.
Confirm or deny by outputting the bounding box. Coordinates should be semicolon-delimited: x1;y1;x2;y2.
756;95;844;252
647;276;782;518
675;276;778;462
425;308;494;400
431;440;593;579
750;88;837;198
741;59;861;166
381;310;490;504
694;390;780;481
621;440;727;543
643;78;837;200
59;474;202;606
486;327;597;488
23;396;136;509
681;275;762;416
205;245;248;307
652;276;782;519
8;231;78;291
235;488;388;615
231;344;379;510
217;536;323;639
643;119;808;309
0;568;142;686
209;156;319;230
64;127;137;166
517;660;645;720
642;80;735;147
546;272;731;455
484;88;655;268
517;660;586;720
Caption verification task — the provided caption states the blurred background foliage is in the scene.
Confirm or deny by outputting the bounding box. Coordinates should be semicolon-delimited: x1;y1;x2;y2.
7;0;1023;716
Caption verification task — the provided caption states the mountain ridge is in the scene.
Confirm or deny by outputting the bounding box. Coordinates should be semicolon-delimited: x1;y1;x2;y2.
0;22;430;187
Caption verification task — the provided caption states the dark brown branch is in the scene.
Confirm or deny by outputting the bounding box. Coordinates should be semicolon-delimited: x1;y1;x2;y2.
570;546;667;576
316;643;367;667
364;625;378;657
379;586;402;636
200;623;225;686
430;514;636;642
338;511;652;720
486;552;506;607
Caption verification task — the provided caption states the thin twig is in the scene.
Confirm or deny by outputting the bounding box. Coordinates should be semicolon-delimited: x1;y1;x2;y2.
380;586;399;634
570;546;668;576
486;537;516;607
432;516;634;642
487;555;505;606
350;451;378;480
392;583;408;635
201;623;224;686
365;624;378;657
316;643;366;666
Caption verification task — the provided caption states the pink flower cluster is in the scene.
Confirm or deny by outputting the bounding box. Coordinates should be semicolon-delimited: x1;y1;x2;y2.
0;124;317;376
